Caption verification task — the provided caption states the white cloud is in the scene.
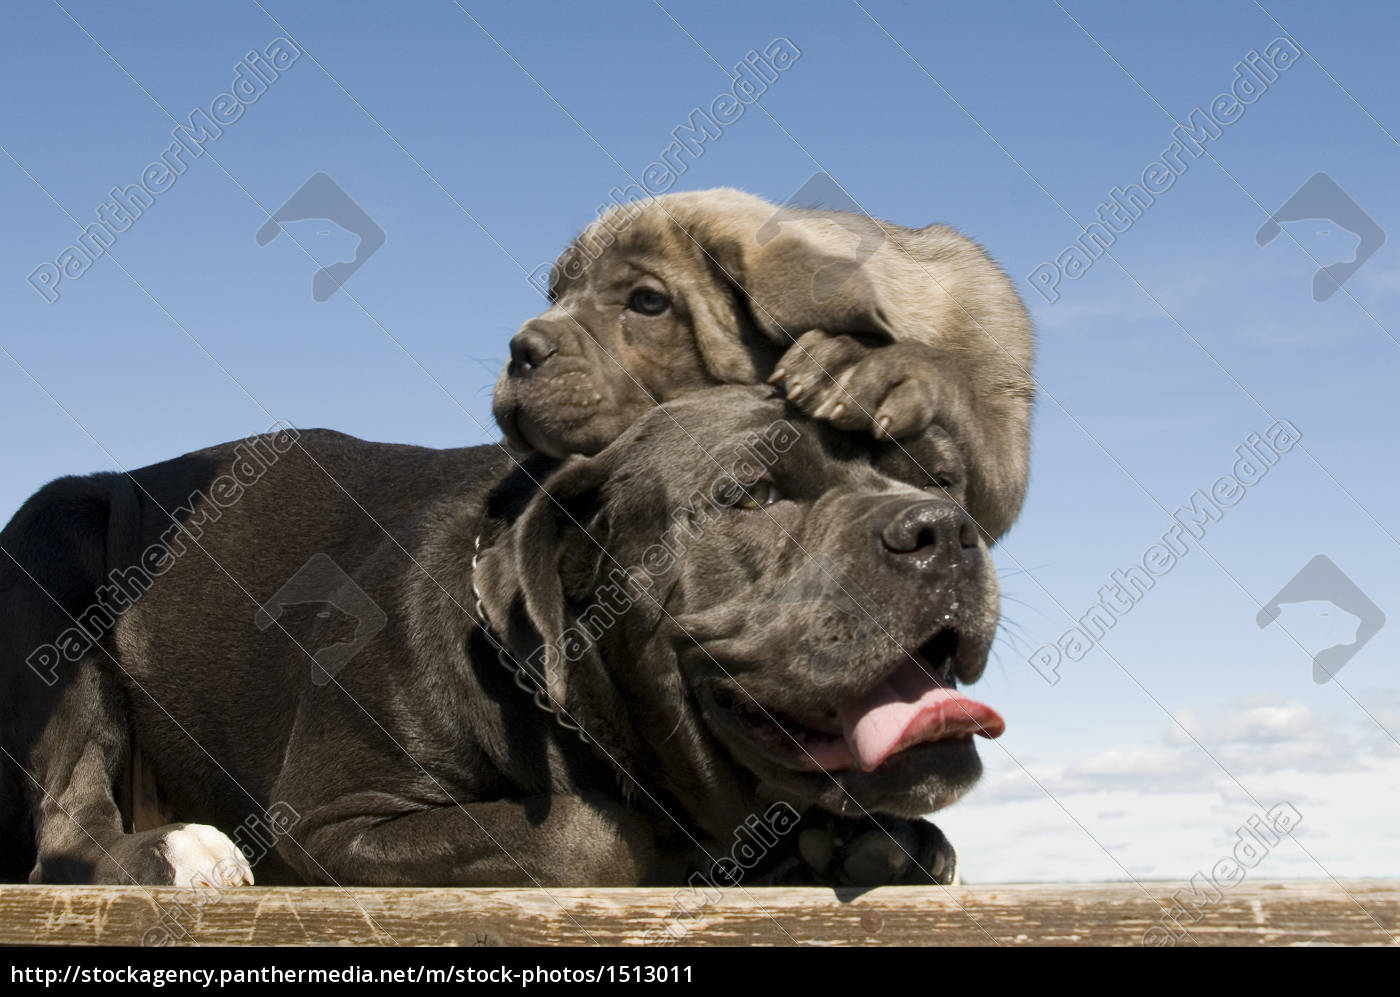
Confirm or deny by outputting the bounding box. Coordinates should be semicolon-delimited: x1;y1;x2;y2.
937;695;1400;885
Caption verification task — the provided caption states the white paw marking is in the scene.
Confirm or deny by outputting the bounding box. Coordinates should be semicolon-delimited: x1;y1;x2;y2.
159;824;254;888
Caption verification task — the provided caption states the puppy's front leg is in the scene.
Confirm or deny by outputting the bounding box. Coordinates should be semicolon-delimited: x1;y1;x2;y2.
279;791;670;887
769;330;1026;538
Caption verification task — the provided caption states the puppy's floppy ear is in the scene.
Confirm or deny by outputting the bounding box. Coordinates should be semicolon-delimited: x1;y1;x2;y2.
684;277;768;384
472;455;627;746
676;194;898;354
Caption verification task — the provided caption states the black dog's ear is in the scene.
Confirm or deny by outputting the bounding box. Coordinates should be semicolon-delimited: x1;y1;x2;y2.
472;454;616;718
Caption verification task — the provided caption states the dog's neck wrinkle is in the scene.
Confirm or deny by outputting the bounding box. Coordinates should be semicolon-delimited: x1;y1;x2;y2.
468;529;648;789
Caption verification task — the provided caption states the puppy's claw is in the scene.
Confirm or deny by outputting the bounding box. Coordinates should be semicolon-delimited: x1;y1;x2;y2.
811;394;838;420
787;381;805;402
766;367;786;385
829;402;845;421
874;414;892;440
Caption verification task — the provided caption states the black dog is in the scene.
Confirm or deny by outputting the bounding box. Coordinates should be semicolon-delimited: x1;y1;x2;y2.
0;387;1003;888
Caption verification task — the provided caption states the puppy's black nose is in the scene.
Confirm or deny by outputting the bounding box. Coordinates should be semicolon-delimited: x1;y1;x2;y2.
508;326;558;374
880;499;978;562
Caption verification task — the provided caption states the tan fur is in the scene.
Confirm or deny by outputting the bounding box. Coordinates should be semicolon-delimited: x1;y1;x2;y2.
494;187;1034;538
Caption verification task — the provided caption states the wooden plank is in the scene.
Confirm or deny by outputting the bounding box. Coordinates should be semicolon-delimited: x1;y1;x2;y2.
0;881;1394;947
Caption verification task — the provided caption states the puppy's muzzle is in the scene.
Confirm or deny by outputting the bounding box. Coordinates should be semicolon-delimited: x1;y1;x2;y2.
507;323;560;376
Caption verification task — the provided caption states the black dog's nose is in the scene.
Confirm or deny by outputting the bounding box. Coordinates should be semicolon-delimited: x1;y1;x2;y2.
880;499;978;561
508;326;558;374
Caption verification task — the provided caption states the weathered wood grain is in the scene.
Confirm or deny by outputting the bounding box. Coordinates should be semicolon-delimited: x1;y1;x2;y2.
0;881;1394;947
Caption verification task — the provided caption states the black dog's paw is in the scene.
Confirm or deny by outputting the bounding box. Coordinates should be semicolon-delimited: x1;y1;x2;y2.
113;824;254;887
794;814;957;887
769;331;969;442
32;823;255;887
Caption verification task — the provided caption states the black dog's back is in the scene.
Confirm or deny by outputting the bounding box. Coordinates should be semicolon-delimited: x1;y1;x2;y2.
0;429;517;882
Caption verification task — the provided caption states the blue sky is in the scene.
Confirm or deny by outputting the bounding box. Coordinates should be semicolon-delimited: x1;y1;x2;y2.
3;0;1397;895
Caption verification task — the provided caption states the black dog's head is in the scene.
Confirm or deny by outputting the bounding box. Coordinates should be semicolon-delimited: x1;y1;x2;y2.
475;385;1002;830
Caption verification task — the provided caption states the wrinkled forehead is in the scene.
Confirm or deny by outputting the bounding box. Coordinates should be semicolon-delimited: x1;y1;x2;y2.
548;205;701;301
611;390;900;500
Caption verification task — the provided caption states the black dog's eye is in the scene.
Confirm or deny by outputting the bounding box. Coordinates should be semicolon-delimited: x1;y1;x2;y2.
731;479;783;510
626;288;671;316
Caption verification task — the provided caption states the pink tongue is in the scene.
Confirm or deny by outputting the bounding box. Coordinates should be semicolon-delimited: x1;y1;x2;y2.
838;659;1005;773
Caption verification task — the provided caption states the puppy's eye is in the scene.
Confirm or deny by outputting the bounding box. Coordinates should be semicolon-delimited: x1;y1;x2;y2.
626;288;671;316
731;479;782;510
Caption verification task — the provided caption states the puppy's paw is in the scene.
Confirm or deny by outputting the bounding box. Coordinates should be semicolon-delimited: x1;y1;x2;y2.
769;331;966;442
157;824;254;888
797;814;957;887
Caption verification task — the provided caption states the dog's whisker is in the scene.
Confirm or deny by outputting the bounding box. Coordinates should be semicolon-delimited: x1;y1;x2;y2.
658;715;686;747
997;562;1052;580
